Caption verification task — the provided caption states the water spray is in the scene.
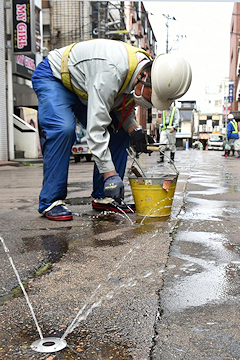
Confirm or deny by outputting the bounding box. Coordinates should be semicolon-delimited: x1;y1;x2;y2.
0;236;67;353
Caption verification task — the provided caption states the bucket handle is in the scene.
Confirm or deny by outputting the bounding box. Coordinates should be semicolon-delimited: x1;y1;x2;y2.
147;145;179;175
126;147;147;177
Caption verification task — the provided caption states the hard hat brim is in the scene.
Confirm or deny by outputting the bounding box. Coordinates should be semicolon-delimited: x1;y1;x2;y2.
151;91;173;110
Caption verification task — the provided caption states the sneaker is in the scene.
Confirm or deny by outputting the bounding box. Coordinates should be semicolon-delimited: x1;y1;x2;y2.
92;198;135;213
44;204;73;221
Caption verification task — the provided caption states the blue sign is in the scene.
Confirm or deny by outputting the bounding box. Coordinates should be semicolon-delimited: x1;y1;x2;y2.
228;83;234;103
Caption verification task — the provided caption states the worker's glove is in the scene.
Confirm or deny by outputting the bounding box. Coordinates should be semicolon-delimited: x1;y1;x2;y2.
130;128;154;154
103;174;124;203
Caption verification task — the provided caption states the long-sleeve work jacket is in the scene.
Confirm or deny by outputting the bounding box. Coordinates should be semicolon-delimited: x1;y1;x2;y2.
48;39;151;173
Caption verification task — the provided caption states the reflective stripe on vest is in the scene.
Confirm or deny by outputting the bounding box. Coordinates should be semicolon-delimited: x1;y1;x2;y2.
61;42;88;100
162;107;176;130
230;120;238;133
60;41;152;100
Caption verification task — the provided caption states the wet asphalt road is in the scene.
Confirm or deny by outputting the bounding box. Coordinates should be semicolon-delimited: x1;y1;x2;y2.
0;149;240;359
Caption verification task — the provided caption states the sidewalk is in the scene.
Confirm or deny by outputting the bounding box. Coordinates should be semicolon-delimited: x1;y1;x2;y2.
0;157;44;167
0;160;20;167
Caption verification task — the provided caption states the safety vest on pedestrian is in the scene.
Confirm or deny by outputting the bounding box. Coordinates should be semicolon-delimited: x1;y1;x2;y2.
60;41;152;100
161;107;176;130
230;120;238;133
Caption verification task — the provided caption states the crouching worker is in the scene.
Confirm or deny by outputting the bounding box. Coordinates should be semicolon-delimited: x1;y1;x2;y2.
32;39;192;221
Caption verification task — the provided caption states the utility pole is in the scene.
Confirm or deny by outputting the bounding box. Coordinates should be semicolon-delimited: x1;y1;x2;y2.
223;79;230;138
98;2;108;38
162;14;176;53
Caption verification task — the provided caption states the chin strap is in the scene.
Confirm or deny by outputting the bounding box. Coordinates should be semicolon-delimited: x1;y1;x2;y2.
135;76;152;88
135;61;153;88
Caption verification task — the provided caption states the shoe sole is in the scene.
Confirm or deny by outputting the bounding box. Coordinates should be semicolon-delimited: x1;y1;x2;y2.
45;214;73;221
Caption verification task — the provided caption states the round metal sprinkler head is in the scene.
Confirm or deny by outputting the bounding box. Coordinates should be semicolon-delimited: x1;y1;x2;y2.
31;337;67;353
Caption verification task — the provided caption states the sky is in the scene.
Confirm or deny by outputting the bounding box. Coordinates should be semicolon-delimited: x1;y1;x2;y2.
143;1;234;111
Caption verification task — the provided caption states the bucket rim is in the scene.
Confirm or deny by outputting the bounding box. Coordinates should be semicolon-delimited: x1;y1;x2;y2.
128;173;178;180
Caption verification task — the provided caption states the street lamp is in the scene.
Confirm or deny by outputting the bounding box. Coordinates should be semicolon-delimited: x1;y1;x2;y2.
162;14;176;53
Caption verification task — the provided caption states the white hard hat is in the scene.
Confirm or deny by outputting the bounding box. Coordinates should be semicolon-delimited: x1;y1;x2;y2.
151;53;192;110
228;113;234;120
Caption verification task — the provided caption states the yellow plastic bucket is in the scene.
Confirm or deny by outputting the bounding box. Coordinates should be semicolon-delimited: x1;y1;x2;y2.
129;174;178;217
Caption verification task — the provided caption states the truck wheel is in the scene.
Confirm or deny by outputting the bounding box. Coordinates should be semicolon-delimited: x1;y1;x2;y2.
86;154;92;162
74;155;81;163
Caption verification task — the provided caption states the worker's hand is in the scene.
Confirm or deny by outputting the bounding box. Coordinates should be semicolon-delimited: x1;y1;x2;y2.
130;129;154;154
103;174;124;203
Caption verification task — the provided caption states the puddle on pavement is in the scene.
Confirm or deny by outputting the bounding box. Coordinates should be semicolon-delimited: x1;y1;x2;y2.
22;233;69;264
179;196;229;221
185;196;240;221
19;214;169;262
187;186;228;196
187;178;240;196
187;169;240;195
161;231;240;313
69;214;171;249
73;210;135;228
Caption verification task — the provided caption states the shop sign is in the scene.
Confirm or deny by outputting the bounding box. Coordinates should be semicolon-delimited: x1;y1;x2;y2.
13;0;41;55
228;83;234;103
13;0;32;53
14;53;36;79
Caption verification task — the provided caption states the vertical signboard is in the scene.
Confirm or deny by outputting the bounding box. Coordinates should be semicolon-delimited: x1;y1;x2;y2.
13;0;32;54
228;83;234;103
